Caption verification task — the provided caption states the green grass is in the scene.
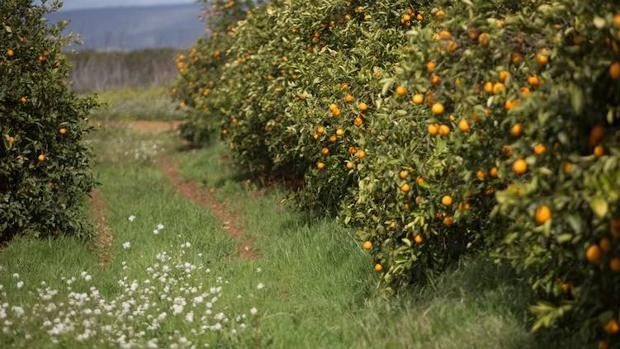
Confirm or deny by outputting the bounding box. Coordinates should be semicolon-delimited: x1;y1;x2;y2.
0;124;584;348
88;87;184;121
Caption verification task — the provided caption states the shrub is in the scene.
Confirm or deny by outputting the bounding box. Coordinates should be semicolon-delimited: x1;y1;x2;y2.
0;0;96;241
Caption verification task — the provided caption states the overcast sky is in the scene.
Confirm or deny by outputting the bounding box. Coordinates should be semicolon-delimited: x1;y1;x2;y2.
59;0;196;10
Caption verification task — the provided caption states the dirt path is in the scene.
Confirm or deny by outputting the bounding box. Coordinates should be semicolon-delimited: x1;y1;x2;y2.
157;155;258;260
90;190;113;267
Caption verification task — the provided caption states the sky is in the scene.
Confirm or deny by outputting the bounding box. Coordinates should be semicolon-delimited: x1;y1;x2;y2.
59;0;196;11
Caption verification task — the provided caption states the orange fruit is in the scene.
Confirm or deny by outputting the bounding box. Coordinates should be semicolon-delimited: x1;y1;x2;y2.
438;124;450;136
536;52;549;66
594;145;605;157
6;48;14;57
484;81;494;94
354;116;364;127
586;244;602;264
401;14;411;23
520;87;531;97
600;237;612;252
414;234;424;245
559;282;571;295
317;126;325;134
528;75;542;87
435;9;445;18
330;106;341;117
329;135;337;143
610;258;620;272
504;99;519;110
321;147;330;156
344;94;354;103
443;216;455;226
346;161;355;170
59;127;67;135
374;263;383;272
399;170;409;180
533;144;547;155
20;96;28;104
476;169;486;181
511;52;523;65
493;82;505;95
614;14;620;27
458;119;470;132
355;150;366;159
535;205;552;225
478;33;490;46
358;102;368;112
362;241;373;250
431;103;445;115
412;94;424;105
416;176;425;185
510;123;523;137
400;183;411;193
316;161;326;170
441;195;453;206
489;167;499;178
499;71;510;82
610;62;620;80
430;74;441;86
395;86;408;97
428;123;439;136
599;340;610;349
562;162;574;174
426;61;436;73
513;159;528;175
604;319;620;335
336;128;345;137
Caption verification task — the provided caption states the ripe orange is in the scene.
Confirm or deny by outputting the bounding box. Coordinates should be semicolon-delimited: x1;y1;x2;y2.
499;71;510;82
443;216;455;226
586;244;602;264
321;147;330;156
20;96;28;104
59;127;68;135
435;9;445;18
535;205;552;225
458;119;470;132
441;195;453;206
38;154;46;162
504;99;519;111
489;167;499;178
528;75;542;87
344;94;354;103
511;52;523;65
400;183;411;193
476;169;486;181
478;33;490;46
330;106;341;117
428;123;439;136
427;61;436;73
594;145;605;157
401;14;411;23
536;52;549;66
513;159;528;175
6;48;14;57
414;234;423;245
317;126;325;134
493;82;505;95
484;82;494;94
362;241;372;250
431;103;445;115
562;162;574;174
604;319;620;335
416;176;425;185
374;263;383;272
412;94;424;105
510;123;523;137
610;258;620;272
336;128;345;137
520;87;531;97
329;135;337;143
399;170;409;180
358;102;368;112
438;124;450;136
346;161;355;170
354;117;364;127
355;149;366;159
533;144;547;155
610;62;620;80
395;86;408;97
430;74;441;86
614;14;620;27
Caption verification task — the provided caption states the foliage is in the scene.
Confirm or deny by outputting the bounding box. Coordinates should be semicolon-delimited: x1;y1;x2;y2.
177;0;620;345
0;0;96;241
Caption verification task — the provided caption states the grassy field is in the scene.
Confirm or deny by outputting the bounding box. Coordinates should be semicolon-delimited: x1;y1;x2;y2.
0;102;584;348
88;87;184;122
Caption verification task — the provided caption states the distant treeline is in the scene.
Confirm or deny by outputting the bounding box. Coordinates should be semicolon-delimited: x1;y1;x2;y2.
67;49;179;91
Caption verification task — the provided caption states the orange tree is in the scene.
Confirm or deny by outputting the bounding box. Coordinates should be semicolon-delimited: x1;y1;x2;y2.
173;0;259;145
0;0;96;241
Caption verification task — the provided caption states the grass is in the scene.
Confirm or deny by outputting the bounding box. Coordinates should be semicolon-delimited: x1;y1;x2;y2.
88;87;184;122
0;122;585;348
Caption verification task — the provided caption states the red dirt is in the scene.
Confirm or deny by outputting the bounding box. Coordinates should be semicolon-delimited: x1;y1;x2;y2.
157;155;258;259
90;190;113;267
